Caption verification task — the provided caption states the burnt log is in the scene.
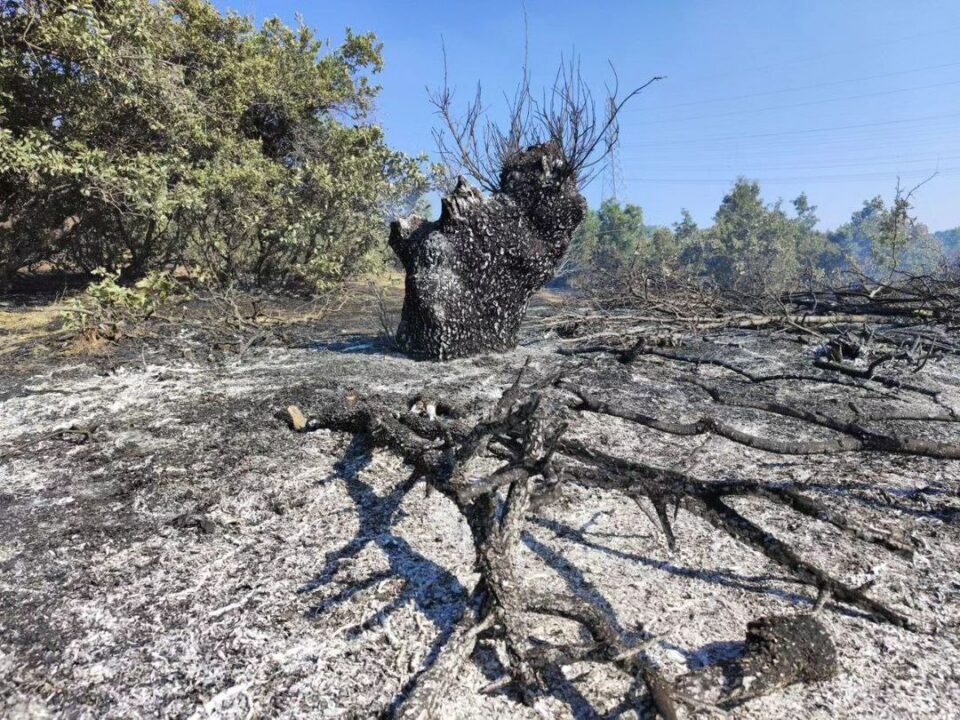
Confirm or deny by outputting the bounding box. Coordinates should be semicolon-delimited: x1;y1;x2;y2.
389;143;586;360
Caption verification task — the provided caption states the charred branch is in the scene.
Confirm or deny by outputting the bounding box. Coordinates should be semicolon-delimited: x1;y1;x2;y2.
289;348;929;717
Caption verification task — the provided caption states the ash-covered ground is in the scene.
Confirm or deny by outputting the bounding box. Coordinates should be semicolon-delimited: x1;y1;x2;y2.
1;294;959;719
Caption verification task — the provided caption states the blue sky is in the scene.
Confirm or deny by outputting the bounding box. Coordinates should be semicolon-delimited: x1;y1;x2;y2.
223;0;960;231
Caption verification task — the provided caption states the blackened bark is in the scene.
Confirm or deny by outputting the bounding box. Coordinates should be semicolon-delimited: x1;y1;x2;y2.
674;614;838;707
390;143;586;360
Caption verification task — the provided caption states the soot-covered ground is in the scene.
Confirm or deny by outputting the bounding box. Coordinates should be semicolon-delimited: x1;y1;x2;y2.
1;294;958;719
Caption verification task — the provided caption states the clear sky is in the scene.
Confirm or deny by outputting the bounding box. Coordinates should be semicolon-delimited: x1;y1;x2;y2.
222;0;960;231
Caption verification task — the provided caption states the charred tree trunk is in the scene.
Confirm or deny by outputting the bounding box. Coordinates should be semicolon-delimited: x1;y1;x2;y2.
390;143;586;360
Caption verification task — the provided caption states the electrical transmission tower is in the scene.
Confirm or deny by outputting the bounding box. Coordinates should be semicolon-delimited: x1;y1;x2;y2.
601;96;624;204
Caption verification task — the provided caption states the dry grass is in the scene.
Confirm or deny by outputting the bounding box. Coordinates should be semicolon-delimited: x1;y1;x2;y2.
0;304;69;356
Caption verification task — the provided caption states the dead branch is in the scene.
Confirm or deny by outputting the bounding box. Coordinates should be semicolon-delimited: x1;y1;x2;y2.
560;380;960;460
429;33;661;191
290;349;928;717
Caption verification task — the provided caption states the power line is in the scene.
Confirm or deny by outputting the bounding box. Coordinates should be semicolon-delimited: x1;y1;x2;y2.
626;126;960;162
640;61;960;111
620;153;960;172
630;127;960;155
630;79;960;126
626;112;960;147
673;24;960;89
630;130;960;152
626;133;960;161
622;167;959;184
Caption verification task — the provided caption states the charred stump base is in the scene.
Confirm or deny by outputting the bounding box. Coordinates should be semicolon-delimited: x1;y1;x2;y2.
675;614;838;708
389;143;586;360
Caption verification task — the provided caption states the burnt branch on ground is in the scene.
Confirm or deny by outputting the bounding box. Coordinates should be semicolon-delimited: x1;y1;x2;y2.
289;325;949;717
557;263;960;387
559;378;960;460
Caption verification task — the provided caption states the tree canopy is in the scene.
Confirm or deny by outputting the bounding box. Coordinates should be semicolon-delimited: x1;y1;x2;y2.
0;0;430;289
829;195;944;279
570;177;957;296
935;227;960;257
570;198;645;271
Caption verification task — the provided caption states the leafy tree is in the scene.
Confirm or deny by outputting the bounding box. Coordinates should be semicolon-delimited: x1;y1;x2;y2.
0;0;430;289
706;178;833;293
935;227;960;257
569;206;600;270
828;197;885;268
593;199;643;271
791;193;843;280
569;199;644;273
674;209;708;272
830;192;943;279
708;178;780;289
647;226;679;266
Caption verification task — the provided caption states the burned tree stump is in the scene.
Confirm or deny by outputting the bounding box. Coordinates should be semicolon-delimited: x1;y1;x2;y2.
389;143;586;360
675;614;839;707
737;614;838;696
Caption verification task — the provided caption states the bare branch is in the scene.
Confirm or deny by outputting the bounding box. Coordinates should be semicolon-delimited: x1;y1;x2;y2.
428;24;662;192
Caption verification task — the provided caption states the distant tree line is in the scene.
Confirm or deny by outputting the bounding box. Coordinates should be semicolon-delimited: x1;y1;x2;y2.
0;0;431;291
570;178;957;295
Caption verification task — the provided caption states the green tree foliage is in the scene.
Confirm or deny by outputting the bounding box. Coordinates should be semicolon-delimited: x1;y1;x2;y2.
573;181;843;294
700;179;838;292
827;197;886;267
830;194;944;279
596;199;644;269
647;225;679;267
0;0;430;289
569;206;600;268
708;179;787;290
673;209;708;272
572;177;951;295
569;198;644;272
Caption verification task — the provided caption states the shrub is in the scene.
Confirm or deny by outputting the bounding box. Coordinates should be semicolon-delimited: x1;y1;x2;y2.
62;268;183;340
0;0;430;290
